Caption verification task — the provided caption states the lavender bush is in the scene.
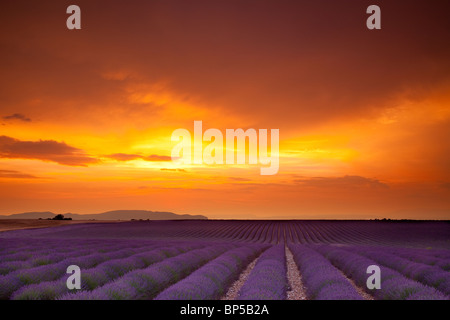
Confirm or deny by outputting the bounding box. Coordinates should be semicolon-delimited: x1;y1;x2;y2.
11;244;200;300
289;244;363;300
375;247;450;271
346;246;450;296
0;220;448;301
0;244;163;299
155;245;266;300
315;245;448;300
61;245;234;300
238;245;288;300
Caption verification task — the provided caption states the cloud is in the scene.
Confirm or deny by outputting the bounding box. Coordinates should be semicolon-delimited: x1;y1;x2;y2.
0;170;38;179
2;1;449;132
160;168;186;172
228;177;252;182
0;136;98;166
3;113;31;122
106;153;172;162
440;182;450;189
143;155;172;161
105;153;142;161
294;175;389;189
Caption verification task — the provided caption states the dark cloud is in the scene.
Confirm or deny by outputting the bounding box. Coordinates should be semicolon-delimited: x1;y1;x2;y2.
0;1;449;129
143;155;172;161
228;177;252;182
440;182;450;189
294;175;389;189
106;153;172;162
0;169;38;179
0;136;98;166
3;113;31;122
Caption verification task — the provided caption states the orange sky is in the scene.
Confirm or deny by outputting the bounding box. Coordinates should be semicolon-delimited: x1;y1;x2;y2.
1;0;450;219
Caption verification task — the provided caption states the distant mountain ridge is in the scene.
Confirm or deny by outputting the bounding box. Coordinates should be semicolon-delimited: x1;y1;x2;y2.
0;210;208;220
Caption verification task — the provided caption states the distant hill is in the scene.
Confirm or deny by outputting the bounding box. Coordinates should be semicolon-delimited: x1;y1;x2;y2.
0;210;208;220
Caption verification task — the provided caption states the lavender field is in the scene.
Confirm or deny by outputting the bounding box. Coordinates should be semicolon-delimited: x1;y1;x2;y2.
0;220;448;300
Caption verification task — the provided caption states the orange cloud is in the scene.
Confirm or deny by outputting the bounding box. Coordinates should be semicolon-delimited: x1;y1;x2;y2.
105;153;172;162
294;175;389;190
3;113;31;122
0;169;38;179
0;136;98;166
0;1;449;219
160;168;186;172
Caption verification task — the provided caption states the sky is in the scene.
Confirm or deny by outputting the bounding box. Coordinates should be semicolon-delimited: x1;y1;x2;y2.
0;0;450;219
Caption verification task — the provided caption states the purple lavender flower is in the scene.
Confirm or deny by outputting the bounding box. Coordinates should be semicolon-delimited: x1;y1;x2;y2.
289;245;363;300
64;245;232;300
10;244;201;300
156;245;266;300
238;245;288;300
344;246;450;296
316;245;448;300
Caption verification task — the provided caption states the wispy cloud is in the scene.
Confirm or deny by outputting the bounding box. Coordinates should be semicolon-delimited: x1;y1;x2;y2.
160;168;186;172
106;153;172;162
294;175;389;189
105;153;142;161
0;136;98;166
228;177;252;182
144;155;172;161
3;113;31;122
0;169;38;179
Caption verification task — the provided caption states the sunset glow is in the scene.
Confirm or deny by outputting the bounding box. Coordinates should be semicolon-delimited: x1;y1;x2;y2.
1;1;449;219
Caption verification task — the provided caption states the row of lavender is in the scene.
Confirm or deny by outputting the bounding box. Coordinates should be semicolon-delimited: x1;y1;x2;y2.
314;245;448;300
367;246;450;270
0;238;128;254
155;244;269;299
1;222;448;300
153;244;448;300
154;244;401;300
236;245;288;299
0;240;164;277
0;239;209;299
62;244;238;299
62;244;286;300
0;237;169;259
155;244;289;300
11;244;207;300
288;245;363;300
5;243;288;300
0;239;122;262
341;246;450;296
0;240;162;275
2;243;449;300
3;221;447;248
